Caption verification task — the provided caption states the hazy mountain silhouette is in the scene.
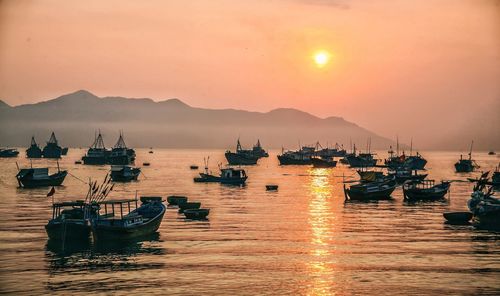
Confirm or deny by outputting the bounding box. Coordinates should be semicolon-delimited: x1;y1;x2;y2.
1;90;395;149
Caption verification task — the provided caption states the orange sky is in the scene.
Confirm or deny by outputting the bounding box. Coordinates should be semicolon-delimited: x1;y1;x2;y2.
0;0;498;143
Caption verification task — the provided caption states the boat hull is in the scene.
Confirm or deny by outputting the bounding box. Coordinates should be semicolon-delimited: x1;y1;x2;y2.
344;181;396;201
225;152;258;165
311;158;337;168
455;162;474;173
277;155;312;165
17;171;67;188
403;182;450;201
45;220;91;241
93;204;166;240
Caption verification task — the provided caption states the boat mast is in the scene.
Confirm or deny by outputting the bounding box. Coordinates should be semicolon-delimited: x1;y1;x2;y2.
469;140;474;160
410;138;413;156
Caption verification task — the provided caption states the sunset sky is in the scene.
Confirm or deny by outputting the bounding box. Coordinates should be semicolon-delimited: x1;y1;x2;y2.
0;0;498;145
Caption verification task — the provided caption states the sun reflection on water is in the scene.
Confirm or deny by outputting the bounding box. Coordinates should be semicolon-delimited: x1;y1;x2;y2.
307;168;336;296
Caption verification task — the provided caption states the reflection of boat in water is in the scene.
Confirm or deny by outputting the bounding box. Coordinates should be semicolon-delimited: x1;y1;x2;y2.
110;165;141;182
26;136;43;158
92;196;166;240
344;177;396;201
311;156;337;168
455;141;479;173
403;180;450;201
16;165;67;188
0;148;19;158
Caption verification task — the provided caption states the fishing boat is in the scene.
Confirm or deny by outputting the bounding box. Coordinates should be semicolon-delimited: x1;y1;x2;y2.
178;202;201;213
385;139;427;170
184;209;210;220
0;148;19;158
344;177;396;201
108;132;135;165
167;195;188;205
266;184;279;191
16;165;67;188
92;196;166;240
194;162;247;185
357;169;386;182
389;169;428;184
468;179;499;229
455;141;479;173
190;165;199;170
403;180;450;201
443;211;473;224
316;142;347;158
277;145;315;165
225;139;259;165
488;151;496;155
251;139;269;157
194;157;223;182
26;136;43;158
42;132;64;158
110;165;141;182
82;132;108;165
45;201;97;241
345;141;377;168
311;156;337;168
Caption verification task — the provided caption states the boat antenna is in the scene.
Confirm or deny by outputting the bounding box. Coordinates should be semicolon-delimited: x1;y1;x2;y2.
410;138;413;156
15;161;19;171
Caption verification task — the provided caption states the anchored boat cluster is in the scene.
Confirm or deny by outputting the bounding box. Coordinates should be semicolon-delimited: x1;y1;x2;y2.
5;135;500;243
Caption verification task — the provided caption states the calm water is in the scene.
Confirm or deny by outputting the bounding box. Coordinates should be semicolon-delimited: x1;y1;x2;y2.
0;149;499;295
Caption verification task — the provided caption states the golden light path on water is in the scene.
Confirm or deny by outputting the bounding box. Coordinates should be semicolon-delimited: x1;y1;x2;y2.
307;168;337;296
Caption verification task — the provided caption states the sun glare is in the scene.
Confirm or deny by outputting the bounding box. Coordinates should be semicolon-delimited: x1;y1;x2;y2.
313;51;331;68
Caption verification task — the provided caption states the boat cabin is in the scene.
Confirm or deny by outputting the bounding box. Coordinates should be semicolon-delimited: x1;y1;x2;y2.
221;168;246;179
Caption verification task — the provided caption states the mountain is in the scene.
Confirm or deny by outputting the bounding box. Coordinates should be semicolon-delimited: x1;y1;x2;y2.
0;90;394;149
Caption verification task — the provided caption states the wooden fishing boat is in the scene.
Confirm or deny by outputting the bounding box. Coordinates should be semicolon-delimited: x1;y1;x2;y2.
92;196;166;240
0;148;19;158
178;202;201;213
389;169;428;184
316;142;346;158
167;195;188;205
403;180;450;201
184;209;210;220
311;156;337;168
344;178;396;201
45;201;97;241
42;132;64;158
443;211;473;224
357;170;385;182
455;141;479;173
266;184;278;190
194;158;247;184
16;166;67;188
110;165;141;182
26;136;43;158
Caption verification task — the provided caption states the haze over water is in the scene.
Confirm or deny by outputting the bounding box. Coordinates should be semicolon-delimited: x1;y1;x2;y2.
0;149;499;295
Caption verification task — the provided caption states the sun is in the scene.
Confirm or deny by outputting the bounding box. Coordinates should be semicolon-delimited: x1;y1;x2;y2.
313;51;331;67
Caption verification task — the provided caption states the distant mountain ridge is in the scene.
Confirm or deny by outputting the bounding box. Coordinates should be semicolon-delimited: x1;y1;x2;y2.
0;90;394;149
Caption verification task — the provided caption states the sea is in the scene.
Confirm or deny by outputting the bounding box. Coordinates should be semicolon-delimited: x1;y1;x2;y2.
0;149;499;295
